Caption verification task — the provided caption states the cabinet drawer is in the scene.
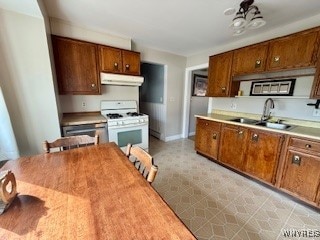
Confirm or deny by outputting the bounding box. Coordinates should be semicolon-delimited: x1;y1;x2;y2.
289;137;320;153
197;119;221;131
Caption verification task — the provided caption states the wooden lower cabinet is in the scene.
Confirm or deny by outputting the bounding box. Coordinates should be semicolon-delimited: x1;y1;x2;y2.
279;137;320;205
195;118;221;159
218;124;248;171
195;119;320;208
244;130;284;184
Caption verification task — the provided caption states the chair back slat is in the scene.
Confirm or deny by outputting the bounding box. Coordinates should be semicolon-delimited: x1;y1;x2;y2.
126;143;158;183
43;135;99;153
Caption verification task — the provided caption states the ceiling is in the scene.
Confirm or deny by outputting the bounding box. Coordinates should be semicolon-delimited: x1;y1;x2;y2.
1;0;320;56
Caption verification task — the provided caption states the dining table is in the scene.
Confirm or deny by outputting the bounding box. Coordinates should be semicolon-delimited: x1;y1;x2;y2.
0;142;196;239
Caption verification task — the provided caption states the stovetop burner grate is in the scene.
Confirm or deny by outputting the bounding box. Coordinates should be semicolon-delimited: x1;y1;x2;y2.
106;113;123;119
127;112;144;117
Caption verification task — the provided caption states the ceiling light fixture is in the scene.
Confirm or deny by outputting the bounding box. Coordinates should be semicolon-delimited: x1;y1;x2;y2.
230;0;266;36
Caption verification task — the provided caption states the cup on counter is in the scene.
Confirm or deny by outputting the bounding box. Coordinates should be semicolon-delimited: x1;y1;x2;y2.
238;90;243;96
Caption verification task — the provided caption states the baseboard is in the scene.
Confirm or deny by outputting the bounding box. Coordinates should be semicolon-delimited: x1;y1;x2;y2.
150;129;161;139
164;134;182;142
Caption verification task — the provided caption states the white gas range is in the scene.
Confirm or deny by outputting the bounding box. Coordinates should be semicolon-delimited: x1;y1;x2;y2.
101;100;149;152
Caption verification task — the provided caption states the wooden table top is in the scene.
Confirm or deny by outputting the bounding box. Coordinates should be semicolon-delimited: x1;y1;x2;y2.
0;143;196;239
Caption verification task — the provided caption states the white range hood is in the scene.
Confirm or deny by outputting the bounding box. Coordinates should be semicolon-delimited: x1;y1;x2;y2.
100;72;144;86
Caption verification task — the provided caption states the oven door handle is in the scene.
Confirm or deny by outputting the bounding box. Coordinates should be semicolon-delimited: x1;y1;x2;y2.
65;128;104;135
108;122;148;129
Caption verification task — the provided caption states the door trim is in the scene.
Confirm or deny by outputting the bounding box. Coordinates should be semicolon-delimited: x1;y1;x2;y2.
182;63;208;138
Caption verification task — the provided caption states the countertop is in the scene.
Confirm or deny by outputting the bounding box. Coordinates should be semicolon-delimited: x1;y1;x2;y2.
61;112;107;126
196;111;320;141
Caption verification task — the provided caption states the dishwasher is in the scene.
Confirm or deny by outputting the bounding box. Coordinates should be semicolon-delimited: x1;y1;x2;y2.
62;123;108;143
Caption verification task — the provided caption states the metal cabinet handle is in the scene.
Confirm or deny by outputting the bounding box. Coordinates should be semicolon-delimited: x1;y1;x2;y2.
292;155;301;165
221;87;226;93
91;83;96;88
255;59;261;68
114;62;118;69
125;64;130;69
305;144;311;149
212;133;217;140
238;130;243;135
251;133;259;142
273;56;280;62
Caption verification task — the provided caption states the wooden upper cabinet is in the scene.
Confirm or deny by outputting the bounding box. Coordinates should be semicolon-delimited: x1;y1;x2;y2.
311;40;320;99
52;36;100;95
99;46;122;74
232;43;269;76
244;130;284;184
207;51;235;97
99;46;141;76
122;50;141;75
266;30;319;71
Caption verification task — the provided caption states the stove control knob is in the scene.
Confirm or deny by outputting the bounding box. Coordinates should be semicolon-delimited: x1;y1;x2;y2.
140;119;144;123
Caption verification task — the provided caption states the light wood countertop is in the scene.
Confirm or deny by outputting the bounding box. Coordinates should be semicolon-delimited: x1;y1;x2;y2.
196;113;320;141
0;143;196;239
61;112;107;126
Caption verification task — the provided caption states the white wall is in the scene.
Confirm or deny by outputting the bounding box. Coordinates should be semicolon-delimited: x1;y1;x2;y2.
60;85;139;112
0;9;61;156
133;44;187;139
50;18;131;50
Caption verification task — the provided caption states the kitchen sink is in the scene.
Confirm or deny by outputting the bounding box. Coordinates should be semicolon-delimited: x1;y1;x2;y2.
255;121;294;130
229;118;259;124
229;118;294;131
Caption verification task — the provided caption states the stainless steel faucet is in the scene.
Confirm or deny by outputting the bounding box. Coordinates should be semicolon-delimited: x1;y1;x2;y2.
261;98;274;121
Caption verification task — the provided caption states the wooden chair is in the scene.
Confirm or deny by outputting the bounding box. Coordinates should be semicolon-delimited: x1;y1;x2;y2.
126;143;158;184
43;135;99;153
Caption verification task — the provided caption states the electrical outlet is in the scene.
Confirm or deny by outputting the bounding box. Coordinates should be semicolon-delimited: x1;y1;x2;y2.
313;109;320;117
231;102;237;109
82;102;86;108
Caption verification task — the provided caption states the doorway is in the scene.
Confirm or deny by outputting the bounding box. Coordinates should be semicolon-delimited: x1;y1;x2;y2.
182;63;209;139
139;62;167;140
188;69;209;138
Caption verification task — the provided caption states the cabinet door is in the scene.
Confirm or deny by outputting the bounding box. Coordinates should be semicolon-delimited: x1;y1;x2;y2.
122;50;141;75
207;52;234;97
245;130;283;184
52;36;100;95
311;47;320;98
195;119;221;159
99;46;122;74
280;150;320;203
218;124;248;170
232;43;269;76
266;30;319;71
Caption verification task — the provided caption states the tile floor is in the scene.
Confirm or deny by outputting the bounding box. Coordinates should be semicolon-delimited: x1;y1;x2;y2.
149;136;320;240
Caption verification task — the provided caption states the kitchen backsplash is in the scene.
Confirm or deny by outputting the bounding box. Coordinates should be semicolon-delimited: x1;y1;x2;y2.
210;76;320;122
59;85;139;113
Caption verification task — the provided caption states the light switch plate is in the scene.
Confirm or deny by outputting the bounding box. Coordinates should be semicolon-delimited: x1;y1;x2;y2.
313;109;320;117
